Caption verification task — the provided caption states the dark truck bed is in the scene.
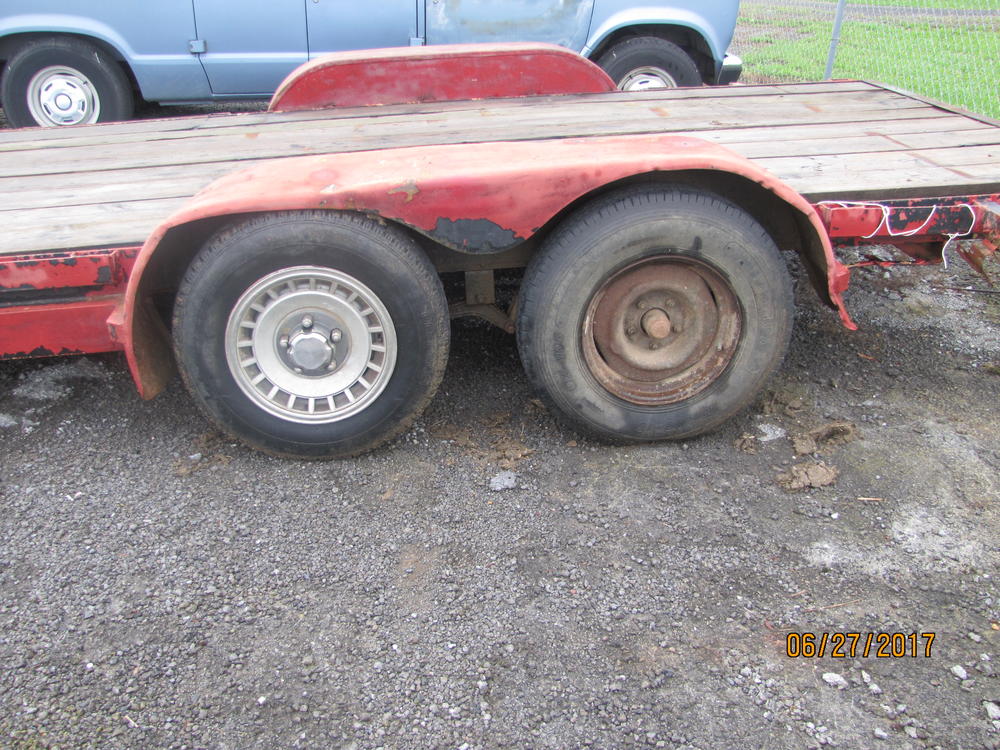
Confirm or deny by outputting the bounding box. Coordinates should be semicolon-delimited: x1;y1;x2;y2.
1;80;998;257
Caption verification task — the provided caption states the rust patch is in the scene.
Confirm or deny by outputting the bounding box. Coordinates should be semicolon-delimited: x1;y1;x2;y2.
956;240;996;285
388;180;420;203
584;257;741;405
1;346;83;360
429;217;520;253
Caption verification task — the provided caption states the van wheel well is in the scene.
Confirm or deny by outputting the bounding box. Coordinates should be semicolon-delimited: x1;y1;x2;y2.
587;25;715;83
0;32;140;102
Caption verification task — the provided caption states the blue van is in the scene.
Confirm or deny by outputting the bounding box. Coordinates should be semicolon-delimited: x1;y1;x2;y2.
0;0;741;127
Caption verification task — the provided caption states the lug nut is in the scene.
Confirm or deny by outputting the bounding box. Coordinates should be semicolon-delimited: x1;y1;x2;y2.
301;315;313;329
636;299;647;310
279;335;290;349
625;327;637;336
330;328;343;343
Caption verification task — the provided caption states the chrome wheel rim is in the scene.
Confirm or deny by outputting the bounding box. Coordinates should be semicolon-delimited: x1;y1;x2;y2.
225;266;397;423
27;65;100;126
618;66;678;91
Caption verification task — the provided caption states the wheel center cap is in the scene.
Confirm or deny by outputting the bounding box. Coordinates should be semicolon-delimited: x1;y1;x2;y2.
641;308;672;339
54;93;73;111
287;331;334;373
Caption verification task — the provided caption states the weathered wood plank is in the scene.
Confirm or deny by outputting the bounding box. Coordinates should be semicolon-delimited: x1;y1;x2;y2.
0;80;886;148
2;199;189;256
0;165;231;213
0;97;942;178
794;172;1000;202
908;145;1000;167
3;125;995;214
0;85;919;159
757;150;999;198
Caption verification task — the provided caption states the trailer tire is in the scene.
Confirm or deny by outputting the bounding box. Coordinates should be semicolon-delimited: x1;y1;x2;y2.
596;36;703;90
517;186;793;442
173;211;450;458
1;37;134;128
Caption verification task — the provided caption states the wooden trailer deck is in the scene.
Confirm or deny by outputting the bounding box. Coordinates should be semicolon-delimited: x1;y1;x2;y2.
1;80;998;257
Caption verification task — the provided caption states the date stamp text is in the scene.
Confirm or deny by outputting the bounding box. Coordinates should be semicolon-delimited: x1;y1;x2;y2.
786;632;935;658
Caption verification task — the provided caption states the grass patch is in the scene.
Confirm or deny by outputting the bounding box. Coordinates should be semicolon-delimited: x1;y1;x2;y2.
846;0;991;8
736;9;1000;119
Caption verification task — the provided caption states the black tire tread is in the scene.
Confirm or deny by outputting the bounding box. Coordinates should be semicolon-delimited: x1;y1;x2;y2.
1;36;134;127
517;185;793;442
172;210;450;459
596;36;703;88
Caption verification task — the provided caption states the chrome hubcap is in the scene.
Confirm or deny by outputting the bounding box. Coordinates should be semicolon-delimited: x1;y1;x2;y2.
278;313;345;376
619;66;678;91
225;266;396;423
27;66;100;126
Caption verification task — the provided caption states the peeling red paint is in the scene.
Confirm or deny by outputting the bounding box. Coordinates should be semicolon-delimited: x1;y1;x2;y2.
816;195;999;283
0;247;137;292
0;247;138;359
818;196;997;244
0;299;123;359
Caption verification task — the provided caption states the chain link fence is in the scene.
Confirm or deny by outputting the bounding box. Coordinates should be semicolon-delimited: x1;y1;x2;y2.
732;0;1000;119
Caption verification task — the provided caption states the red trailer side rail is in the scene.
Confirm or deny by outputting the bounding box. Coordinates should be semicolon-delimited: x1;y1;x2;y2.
4;195;995;366
0;248;138;358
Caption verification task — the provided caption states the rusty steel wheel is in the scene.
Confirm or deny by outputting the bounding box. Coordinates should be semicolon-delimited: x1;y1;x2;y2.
583;257;741;406
517;186;793;443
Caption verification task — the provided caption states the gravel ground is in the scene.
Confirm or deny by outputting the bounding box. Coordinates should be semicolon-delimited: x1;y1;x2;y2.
2;94;1000;750
1;250;999;749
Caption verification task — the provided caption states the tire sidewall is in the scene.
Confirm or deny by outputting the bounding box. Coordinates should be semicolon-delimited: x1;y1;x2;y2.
519;192;792;441
1;41;132;128
175;215;448;457
598;38;702;88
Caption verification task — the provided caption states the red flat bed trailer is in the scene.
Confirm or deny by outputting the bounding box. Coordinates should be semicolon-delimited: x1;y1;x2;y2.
0;45;997;458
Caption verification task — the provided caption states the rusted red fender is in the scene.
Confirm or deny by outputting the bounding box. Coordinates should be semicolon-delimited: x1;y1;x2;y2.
118;133;852;397
270;43;616;112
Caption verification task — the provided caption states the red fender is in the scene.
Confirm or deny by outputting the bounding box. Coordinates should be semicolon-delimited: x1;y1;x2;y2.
269;43;616;112
118;133;852;397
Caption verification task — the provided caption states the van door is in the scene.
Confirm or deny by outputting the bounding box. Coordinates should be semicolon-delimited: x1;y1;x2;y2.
307;0;421;55
425;0;595;51
192;0;308;95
